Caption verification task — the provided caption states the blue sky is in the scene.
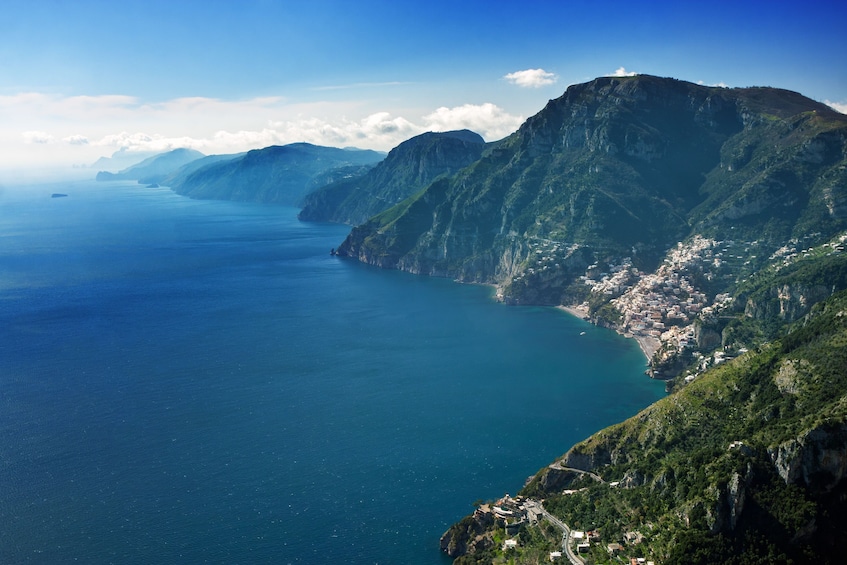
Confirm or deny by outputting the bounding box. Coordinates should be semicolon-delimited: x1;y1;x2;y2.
1;0;846;175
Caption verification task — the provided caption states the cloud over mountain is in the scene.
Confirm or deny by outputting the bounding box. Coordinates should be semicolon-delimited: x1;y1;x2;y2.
503;68;558;88
609;66;638;77
827;100;847;114
423;103;523;141
4;91;523;168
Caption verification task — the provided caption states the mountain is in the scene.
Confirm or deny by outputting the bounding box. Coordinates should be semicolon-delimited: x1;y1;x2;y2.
90;148;159;172
337;75;847;291
298;129;487;225
165;143;384;206
160;152;246;186
95;148;206;183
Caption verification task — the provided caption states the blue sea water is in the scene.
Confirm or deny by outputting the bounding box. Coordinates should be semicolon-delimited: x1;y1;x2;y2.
0;180;665;564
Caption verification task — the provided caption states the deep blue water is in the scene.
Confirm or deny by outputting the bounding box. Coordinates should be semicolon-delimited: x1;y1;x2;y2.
0;180;664;564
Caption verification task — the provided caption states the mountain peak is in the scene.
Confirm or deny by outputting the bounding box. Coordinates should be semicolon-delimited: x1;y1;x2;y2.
298;129;487;225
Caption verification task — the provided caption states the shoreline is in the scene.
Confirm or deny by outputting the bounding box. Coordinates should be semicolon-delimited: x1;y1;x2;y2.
557;304;659;366
633;334;660;365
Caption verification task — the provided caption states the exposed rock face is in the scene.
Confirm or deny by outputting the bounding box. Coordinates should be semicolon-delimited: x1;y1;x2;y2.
439;507;494;558
745;283;834;322
694;320;722;350
769;422;847;494
561;444;613;471
774;359;808;395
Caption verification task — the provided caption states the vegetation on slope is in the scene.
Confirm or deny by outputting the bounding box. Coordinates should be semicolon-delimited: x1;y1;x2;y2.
299;130;486;225
339;75;847;299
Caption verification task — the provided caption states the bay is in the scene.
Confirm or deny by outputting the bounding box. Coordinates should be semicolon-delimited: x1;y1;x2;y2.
0;180;665;563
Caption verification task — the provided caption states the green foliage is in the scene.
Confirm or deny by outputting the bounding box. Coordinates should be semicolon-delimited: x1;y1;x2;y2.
300;130;485;225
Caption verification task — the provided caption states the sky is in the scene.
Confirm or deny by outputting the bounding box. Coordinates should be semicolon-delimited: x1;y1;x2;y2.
1;0;846;179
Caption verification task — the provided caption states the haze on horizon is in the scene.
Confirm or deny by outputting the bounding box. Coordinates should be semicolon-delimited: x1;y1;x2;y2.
1;0;845;181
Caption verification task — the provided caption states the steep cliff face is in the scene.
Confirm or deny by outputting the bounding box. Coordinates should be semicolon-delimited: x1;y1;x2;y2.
338;76;847;304
769;423;847;493
299;130;486;225
744;283;834;321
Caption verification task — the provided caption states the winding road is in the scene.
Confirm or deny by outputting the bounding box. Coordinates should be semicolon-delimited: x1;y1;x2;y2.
523;500;584;565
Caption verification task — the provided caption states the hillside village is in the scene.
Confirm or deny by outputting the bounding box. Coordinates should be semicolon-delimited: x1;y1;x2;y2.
510;231;847;386
452;493;659;565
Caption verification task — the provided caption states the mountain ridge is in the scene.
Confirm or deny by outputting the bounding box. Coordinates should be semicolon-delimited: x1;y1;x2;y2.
298;129;487;225
95;148;206;184
165;143;384;206
337;76;847;282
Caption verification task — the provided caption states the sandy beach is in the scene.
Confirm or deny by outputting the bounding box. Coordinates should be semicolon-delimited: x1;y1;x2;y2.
557;304;589;320
633;334;660;364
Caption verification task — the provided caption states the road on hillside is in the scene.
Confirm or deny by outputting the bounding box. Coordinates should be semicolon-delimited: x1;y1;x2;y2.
523;499;584;565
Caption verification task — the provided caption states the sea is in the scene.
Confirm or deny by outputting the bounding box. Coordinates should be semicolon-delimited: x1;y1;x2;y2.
0;179;665;564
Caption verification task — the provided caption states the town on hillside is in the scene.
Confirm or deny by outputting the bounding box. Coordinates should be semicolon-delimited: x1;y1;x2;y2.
479;493;658;565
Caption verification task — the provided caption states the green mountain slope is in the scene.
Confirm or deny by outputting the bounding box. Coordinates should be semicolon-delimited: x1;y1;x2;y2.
337;76;847;292
166;143;384;206
298;130;487;225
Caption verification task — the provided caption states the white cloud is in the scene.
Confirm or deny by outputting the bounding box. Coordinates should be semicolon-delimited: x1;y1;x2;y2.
1;91;526;170
826;100;847;114
423;103;523;141
23;131;56;144
698;80;729;88
64;135;89;145
609;67;637;77
268;112;421;150
503;68;558;88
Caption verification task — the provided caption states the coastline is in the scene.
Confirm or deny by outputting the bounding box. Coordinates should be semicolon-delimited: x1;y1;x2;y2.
633;334;660;364
557;304;659;366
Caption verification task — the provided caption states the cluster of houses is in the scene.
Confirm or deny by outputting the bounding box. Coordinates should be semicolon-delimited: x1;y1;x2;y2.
610;236;716;343
487;494;659;564
769;232;843;269
577;236;750;368
479;494;542;537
